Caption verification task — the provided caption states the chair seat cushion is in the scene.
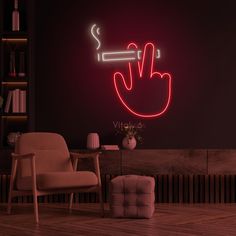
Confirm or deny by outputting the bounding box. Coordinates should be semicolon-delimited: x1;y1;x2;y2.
17;171;98;190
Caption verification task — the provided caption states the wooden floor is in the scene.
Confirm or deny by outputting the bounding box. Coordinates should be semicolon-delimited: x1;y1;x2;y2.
0;204;236;236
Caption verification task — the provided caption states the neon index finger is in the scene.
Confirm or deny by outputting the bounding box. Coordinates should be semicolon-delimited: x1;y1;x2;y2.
139;42;155;78
127;43;142;78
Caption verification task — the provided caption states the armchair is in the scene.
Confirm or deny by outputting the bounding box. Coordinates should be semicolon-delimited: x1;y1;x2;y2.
7;132;104;223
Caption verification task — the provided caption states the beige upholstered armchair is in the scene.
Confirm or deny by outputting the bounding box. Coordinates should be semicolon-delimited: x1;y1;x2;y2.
7;132;104;223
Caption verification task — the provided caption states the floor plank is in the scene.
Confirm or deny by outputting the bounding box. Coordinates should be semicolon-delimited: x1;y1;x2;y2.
0;204;236;235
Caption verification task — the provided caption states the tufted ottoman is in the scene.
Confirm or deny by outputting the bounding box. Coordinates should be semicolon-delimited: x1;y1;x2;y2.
109;175;155;218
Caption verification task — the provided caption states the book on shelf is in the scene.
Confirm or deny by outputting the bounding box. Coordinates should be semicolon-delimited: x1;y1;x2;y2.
4;90;13;113
19;90;26;112
4;89;27;113
12;88;20;112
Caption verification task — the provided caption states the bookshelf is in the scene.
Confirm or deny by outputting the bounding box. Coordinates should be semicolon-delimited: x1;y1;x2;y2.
0;0;34;149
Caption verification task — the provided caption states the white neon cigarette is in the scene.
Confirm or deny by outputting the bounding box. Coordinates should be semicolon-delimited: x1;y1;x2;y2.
101;50;137;62
98;49;161;62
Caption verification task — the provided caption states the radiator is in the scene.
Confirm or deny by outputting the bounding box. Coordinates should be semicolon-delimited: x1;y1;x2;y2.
154;174;236;203
1;174;235;203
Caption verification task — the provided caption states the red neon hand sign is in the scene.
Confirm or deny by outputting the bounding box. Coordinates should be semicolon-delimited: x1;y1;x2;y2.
113;42;172;118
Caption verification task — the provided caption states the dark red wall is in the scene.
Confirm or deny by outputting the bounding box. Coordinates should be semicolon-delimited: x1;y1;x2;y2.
35;0;236;148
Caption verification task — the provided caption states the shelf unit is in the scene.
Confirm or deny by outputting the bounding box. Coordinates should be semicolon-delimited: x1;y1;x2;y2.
0;0;34;149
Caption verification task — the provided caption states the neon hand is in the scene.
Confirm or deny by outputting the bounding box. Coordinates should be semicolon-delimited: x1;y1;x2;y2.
113;42;172;118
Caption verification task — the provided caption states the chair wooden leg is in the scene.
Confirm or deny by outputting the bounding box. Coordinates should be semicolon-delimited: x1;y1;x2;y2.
69;193;74;210
98;187;104;217
33;190;39;223
31;156;39;223
7;158;18;214
7;186;13;215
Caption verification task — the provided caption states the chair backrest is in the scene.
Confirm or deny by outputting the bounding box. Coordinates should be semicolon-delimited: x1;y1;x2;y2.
15;132;73;177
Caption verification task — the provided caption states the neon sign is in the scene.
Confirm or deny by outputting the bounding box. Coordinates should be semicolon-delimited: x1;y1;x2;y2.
90;24;172;119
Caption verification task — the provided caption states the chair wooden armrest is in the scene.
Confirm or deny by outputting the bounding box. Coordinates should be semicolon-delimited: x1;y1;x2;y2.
12;152;35;160
9;152;37;196
9;153;37;220
10;153;36;189
70;151;100;170
70;151;101;185
11;153;36;176
70;151;100;160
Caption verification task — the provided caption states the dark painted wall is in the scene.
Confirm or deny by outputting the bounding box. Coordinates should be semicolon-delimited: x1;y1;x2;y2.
35;0;236;148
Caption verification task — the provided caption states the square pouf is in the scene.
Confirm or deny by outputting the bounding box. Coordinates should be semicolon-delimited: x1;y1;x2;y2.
110;175;155;218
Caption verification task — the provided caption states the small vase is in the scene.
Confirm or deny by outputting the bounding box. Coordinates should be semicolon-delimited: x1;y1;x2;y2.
87;133;100;150
122;136;136;150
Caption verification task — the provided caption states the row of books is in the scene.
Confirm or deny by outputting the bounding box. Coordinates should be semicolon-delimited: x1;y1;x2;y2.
4;89;27;113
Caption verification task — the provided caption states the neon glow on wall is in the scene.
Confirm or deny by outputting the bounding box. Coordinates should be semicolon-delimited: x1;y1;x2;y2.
90;24;172;119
